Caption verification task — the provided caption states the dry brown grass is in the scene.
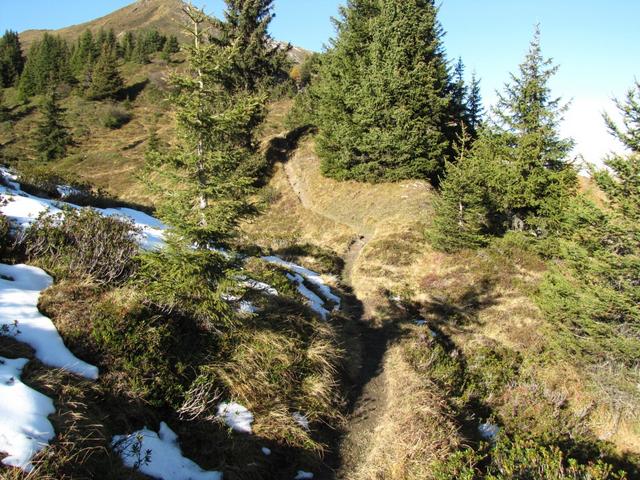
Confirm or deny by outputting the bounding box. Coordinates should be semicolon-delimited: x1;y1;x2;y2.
348;342;461;480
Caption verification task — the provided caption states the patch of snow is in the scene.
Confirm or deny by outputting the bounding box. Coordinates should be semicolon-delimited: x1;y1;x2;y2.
217;402;253;434
261;447;271;456
292;412;310;431
287;273;330;319
414;319;427;326
294;471;314;479
239;301;257;314
478;422;500;441
112;422;222;480
241;278;278;296
0;263;98;379
56;185;83;199
262;256;341;307
0;168;166;250
0;356;56;472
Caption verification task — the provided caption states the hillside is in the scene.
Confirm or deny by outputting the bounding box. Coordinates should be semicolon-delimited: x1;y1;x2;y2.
19;0;310;62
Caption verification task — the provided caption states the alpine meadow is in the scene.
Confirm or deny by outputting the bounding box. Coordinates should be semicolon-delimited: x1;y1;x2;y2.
0;0;639;479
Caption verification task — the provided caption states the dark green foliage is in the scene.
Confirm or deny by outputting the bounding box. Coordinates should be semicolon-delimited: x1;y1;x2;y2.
314;0;454;182
33;91;72;161
87;44;124;100
161;35;180;62
0;212;10;257
603;80;640;153
120;31;136;62
70;29;98;78
127;29;167;64
0;89;8;122
0;30;25;87
20;208;140;285
467;72;484;136
213;0;291;92
19;33;72;97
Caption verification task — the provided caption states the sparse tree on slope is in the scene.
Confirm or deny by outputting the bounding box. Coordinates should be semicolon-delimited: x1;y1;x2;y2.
0;30;25;87
34;91;72;161
87;44;124;100
466;72;484;137
213;0;291;92
315;0;453;182
70;29;98;77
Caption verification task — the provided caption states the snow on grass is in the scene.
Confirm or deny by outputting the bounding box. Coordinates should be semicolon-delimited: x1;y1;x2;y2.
240;278;278;296
478;422;500;441
262;256;341;306
113;422;222;480
294;471;314;479
217;402;253;434
292;412;310;431
286;273;330;320
0;263;98;379
0;169;166;250
0;356;56;472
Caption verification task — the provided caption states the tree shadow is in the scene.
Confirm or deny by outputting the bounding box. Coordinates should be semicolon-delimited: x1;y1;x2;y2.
422;277;501;333
116;79;149;102
256;125;315;187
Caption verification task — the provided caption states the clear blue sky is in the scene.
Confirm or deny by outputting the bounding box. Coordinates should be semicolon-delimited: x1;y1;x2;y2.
1;0;638;165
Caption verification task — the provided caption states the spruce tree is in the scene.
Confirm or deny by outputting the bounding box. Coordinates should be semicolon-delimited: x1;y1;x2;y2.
121;31;136;61
315;0;452;182
213;0;291;92
466;72;484;137
0;89;9;122
493;27;576;229
34;91;72;162
161;35;180;62
19;34;72;98
70;30;98;77
595;81;640;221
0;30;25;87
147;4;266;247
87;44;124;100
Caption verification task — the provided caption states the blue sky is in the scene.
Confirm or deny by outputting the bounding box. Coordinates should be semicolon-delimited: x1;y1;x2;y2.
2;0;639;165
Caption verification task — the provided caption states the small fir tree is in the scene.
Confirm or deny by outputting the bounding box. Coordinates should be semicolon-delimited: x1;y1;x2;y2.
0;30;25;87
87;44;124;100
34;91;72;161
121;31;136;61
466;72;484;137
161;35;180;62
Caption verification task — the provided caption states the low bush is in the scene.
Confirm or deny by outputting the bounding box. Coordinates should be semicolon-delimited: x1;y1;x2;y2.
101;106;131;129
20;208;140;284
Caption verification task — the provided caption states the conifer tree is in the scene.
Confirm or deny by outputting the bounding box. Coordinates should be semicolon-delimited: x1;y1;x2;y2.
71;30;98;77
87;44;124;100
34;91;72;161
0;30;25;87
0;89;9;122
19;34;72;98
314;0;452;182
493;27;576;228
595;81;640;221
147;4;266;247
466;72;484;136
161;35;180;62
121;31;136;61
213;0;291;92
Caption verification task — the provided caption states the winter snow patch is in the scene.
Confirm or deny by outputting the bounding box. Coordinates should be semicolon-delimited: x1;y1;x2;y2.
294;471;314;479
262;256;341;307
241;278;278;296
0;169;166;250
292;412;310;431
0;357;56;472
0;263;98;379
217;402;253;434
261;447;271;456
112;422;222;480
478;422;500;441
287;272;330;319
